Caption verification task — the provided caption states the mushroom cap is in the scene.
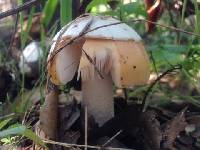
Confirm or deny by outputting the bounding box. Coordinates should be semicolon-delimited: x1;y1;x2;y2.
52;14;141;42
48;14;150;87
19;41;43;75
79;39;150;87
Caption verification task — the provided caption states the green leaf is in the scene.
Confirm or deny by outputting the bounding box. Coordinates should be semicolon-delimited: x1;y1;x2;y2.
0;125;47;148
149;44;189;54
181;0;187;25
22;7;35;48
152;50;183;66
43;0;59;27
193;0;200;34
120;2;146;17
60;0;72;27
161;44;188;53
86;0;108;12
0;118;12;130
1;137;12;144
149;44;188;68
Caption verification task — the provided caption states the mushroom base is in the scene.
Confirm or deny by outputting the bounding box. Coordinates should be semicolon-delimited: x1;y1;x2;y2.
82;72;114;127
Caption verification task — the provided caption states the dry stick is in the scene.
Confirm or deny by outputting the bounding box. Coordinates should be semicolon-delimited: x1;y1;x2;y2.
43;139;135;150
141;65;182;112
85;106;88;150
0;0;41;20
82;48;104;79
102;130;123;147
22;104;37;126
0;113;16;120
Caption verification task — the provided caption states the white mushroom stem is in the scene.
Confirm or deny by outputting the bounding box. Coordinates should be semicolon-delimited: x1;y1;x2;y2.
82;72;114;127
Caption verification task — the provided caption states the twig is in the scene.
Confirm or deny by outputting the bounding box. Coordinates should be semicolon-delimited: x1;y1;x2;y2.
22;104;36;125
0;113;16;120
102;130;123;147
141;65;182;112
82;48;104;79
85;106;88;150
0;0;41;20
43;139;135;150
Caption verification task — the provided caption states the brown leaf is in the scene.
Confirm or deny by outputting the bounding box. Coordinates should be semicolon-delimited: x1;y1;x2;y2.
162;107;188;150
144;0;155;10
141;110;162;150
187;115;200;127
146;0;164;32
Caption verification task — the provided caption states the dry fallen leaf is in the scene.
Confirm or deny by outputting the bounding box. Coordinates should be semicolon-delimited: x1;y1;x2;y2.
162;107;188;150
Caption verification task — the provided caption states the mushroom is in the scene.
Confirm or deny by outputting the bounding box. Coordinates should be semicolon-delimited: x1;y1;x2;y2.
19;41;43;78
47;14;150;126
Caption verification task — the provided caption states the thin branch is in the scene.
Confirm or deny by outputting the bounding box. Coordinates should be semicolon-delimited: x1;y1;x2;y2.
82;48;104;79
0;113;16;120
43;139;135;150
102;130;123;147
141;65;182;112
0;0;41;20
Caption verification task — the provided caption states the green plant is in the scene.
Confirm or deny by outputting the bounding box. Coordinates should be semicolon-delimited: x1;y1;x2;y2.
0;117;46;148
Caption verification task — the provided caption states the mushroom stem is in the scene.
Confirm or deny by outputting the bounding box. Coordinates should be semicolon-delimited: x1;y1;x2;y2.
82;72;114;127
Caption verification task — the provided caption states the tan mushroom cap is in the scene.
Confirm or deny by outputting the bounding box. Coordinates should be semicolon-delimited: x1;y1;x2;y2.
79;38;150;88
47;14;150;87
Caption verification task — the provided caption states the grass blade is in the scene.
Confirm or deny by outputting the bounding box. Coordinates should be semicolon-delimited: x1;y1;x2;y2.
0;118;12;130
60;0;72;27
42;0;59;27
193;0;200;34
0;125;47;148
